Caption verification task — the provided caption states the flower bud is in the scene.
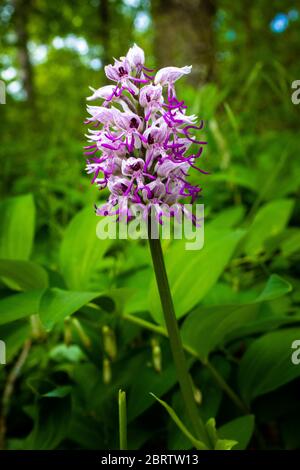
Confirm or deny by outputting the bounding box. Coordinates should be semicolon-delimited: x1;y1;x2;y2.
103;358;112;384
102;325;117;360
126;43;145;69
64;317;73;346
151;338;162;373
71;318;91;349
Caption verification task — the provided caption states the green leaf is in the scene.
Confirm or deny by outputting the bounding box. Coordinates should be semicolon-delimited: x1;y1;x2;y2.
205;417;218;446
0;259;49;291
242;199;294;256
43;386;72;398
209;167;257;192
39;288;101;330
59;206;112;290
209;206;245;230
0;194;35;260
214;439;238;450
0;319;30;361
218;415;255;450
23;395;71;450
238;328;300;404
49;344;85;363
127;347;184;421
205;417;237;450
0;290;43;325
256;274;292;302
181;275;292;361
149;228;245;323
150;394;208;450
225;314;300;345
281;230;300;257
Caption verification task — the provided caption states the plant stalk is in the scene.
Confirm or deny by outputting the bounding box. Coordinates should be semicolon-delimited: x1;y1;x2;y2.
148;231;208;445
118;389;127;450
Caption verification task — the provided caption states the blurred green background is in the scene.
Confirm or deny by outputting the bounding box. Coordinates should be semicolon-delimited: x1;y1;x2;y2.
0;0;300;451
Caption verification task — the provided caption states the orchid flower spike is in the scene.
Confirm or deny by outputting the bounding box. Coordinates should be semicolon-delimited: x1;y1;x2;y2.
84;45;207;224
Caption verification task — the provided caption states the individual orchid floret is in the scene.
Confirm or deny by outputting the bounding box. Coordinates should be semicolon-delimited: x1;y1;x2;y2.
87;85;137;114
86;106;116;125
126;43;145;70
84;44;207;224
105;57;131;82
139;84;163;120
122;157;144;176
154;66;192;86
143;120;169;146
87;85;116;102
104;57;139;95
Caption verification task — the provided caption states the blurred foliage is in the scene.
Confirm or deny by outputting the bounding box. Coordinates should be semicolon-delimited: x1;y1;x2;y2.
0;0;300;451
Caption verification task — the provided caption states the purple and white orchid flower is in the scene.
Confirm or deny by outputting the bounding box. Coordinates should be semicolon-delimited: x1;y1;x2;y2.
84;45;207;223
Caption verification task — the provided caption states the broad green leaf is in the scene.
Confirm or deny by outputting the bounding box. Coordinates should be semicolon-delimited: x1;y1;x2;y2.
205;417;237;450
0;259;48;291
215;439;238;450
238;328;300;404
59;206;112;290
128;348;186;421
209;206;245;230
43;386;72;398
281;230;300;257
0;194;35;260
23;395;71;450
149;228;245;323
150;394;208;450
0;290;43;325
218;415;255;450
225;314;300;345
181;275;292;361
49;344;85;363
0;319;30;361
256;274;292;302
39;288;102;330
122;268;152;314
209;167;257;191
242;199;294;256
182;304;259;362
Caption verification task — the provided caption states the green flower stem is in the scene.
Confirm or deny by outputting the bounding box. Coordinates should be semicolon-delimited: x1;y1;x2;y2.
148;234;209;445
118;389;127;450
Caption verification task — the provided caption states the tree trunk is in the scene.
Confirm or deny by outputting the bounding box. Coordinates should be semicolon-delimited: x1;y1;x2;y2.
13;0;35;105
152;0;216;85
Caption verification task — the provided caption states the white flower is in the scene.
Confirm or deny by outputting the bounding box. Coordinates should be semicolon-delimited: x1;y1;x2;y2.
154;66;192;86
87;85;116;101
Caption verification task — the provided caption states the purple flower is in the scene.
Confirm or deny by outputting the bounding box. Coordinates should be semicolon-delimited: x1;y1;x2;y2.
84;45;207;223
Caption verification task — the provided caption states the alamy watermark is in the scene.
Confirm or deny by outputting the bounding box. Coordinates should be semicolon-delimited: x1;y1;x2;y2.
0;80;6;104
291;80;300;105
291;340;300;365
0;340;6;365
96;203;204;250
